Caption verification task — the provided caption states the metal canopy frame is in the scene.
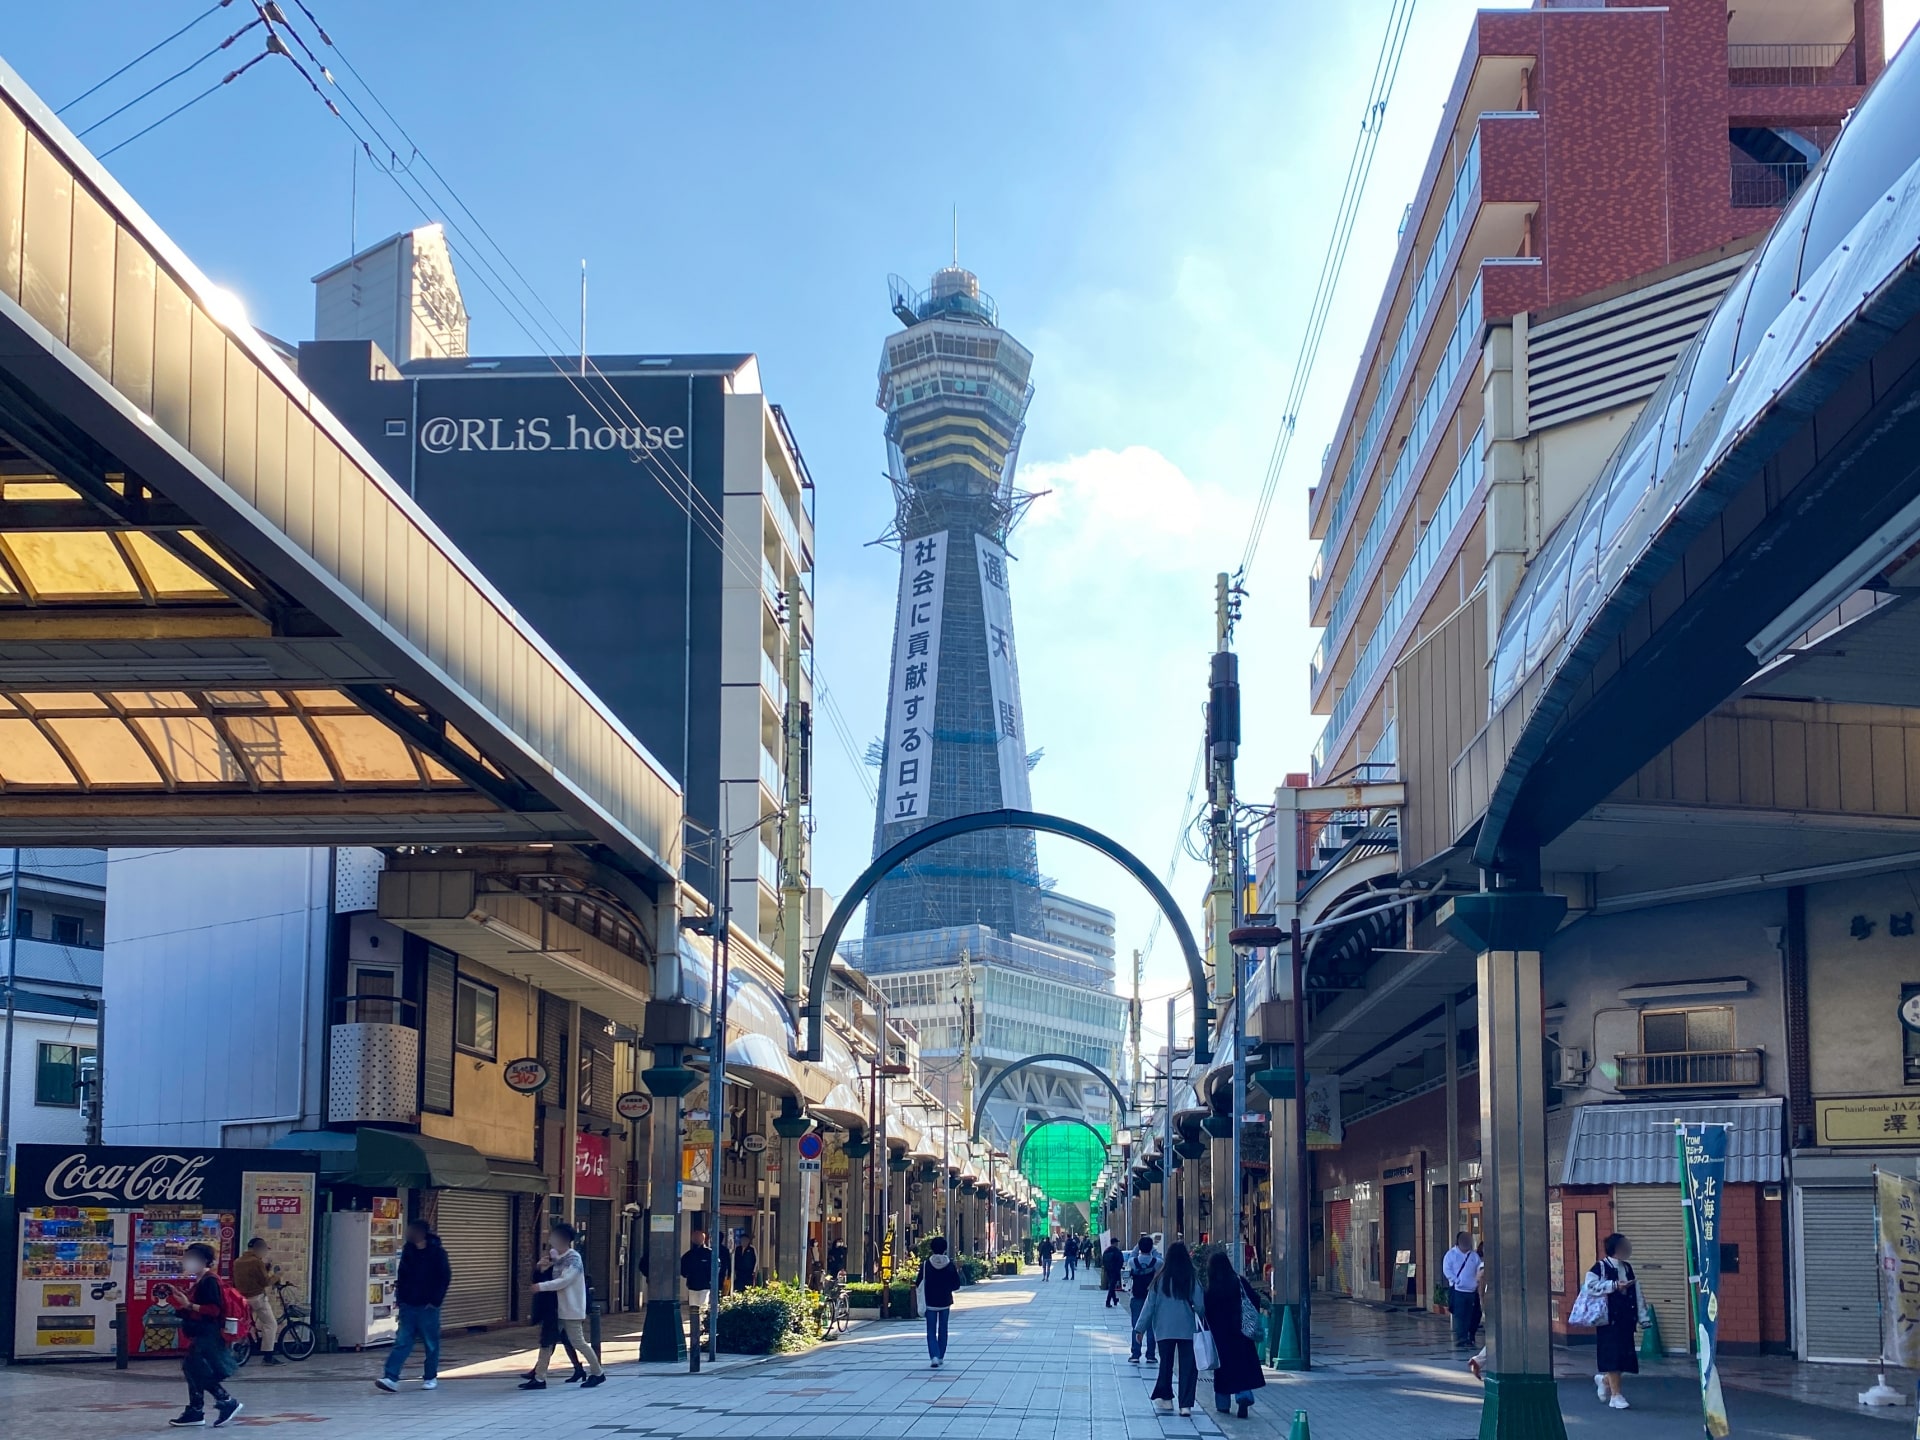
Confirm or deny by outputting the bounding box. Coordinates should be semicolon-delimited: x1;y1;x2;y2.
803;808;1213;1063
973;1052;1128;1142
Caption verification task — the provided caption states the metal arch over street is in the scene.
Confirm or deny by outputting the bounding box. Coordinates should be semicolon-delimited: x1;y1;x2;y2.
1014;1114;1111;1168
801;808;1214;1064
974;1053;1129;1142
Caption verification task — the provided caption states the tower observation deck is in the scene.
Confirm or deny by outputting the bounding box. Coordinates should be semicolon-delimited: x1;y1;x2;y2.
868;266;1040;940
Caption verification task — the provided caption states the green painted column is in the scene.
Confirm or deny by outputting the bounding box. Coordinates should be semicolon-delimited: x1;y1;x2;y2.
1441;889;1569;1440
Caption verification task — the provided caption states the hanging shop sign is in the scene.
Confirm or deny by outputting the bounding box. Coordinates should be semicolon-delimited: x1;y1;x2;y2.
880;530;950;825
1875;1169;1920;1369
616;1091;652;1120
502;1058;548;1094
1816;1095;1920;1145
1677;1123;1731;1439
1902;992;1920;1033
575;1132;610;1200
741;1133;768;1155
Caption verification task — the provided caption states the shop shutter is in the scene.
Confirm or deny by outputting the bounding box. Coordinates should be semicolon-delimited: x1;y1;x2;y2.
422;947;456;1115
435;1190;512;1328
1610;1187;1690;1355
1800;1187;1880;1362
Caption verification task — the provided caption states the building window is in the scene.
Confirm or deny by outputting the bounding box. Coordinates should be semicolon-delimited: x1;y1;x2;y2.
9;908;32;939
51;914;82;945
36;1042;94;1106
1640;1006;1734;1054
1904;984;1920;1085
454;975;498;1059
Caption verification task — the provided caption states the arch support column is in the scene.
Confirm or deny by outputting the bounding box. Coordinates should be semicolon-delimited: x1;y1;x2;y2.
1441;888;1567;1440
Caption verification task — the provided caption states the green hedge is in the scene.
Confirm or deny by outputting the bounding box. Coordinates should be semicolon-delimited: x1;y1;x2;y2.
846;1282;885;1309
716;1281;822;1354
887;1280;918;1318
957;1256;990;1285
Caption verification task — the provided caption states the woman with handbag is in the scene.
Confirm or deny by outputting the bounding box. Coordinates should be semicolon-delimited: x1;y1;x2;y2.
1203;1251;1267;1418
1133;1241;1208;1416
1584;1233;1639;1410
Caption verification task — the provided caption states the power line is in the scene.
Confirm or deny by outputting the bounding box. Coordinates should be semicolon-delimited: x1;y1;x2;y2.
1237;0;1418;579
76;17;263;140
58;0;234;115
98;52;271;160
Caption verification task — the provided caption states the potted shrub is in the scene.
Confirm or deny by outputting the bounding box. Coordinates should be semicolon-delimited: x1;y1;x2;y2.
716;1281;823;1354
886;1279;919;1319
846;1281;885;1319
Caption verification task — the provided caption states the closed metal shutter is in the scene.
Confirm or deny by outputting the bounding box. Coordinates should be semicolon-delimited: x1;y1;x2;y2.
1611;1187;1690;1355
436;1190;512;1328
1800;1186;1879;1363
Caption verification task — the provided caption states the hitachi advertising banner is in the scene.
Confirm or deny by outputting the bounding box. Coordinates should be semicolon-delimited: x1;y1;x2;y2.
974;535;1032;810
1677;1124;1731;1439
882;531;949;825
1875;1169;1920;1367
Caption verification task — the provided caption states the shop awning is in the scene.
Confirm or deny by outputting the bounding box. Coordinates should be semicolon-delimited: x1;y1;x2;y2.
886;1109;926;1154
808;1025;867;1127
720;973;804;1097
276;1129;496;1191
1560;1098;1784;1186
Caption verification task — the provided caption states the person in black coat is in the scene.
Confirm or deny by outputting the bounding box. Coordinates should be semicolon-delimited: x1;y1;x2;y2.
1591;1233;1640;1410
1101;1238;1126;1306
1203;1251;1267;1418
165;1242;241;1427
735;1238;758;1290
379;1221;451;1392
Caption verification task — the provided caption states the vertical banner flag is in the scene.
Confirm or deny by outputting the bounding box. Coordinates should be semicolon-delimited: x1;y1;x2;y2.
882;531;949;825
1875;1168;1920;1367
974;535;1032;809
1678;1123;1732;1439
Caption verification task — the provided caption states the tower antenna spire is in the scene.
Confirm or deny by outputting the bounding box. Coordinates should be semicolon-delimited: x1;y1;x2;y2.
952;204;959;267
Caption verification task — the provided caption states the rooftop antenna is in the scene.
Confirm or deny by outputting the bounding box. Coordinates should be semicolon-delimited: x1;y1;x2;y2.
579;259;587;377
952;204;959;266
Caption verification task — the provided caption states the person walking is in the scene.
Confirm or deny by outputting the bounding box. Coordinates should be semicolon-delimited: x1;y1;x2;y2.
1062;1235;1080;1281
1102;1237;1125;1307
679;1227;716;1344
1133;1240;1206;1417
917;1235;960;1368
377;1219;450;1393
232;1237;279;1367
735;1235;758;1291
717;1232;734;1297
1126;1235;1162;1364
526;1250;588;1384
521;1222;606;1390
1204;1251;1266;1419
1442;1231;1483;1349
1589;1234;1640;1410
1038;1234;1055;1280
165;1243;242;1427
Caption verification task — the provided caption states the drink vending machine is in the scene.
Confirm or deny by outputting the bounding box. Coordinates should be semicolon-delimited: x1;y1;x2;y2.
10;1145;320;1363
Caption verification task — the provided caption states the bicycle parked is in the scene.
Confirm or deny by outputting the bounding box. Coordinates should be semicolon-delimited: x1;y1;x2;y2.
231;1279;317;1367
820;1273;851;1337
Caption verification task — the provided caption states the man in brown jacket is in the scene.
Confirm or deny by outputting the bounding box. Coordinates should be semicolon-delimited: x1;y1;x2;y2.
233;1238;280;1364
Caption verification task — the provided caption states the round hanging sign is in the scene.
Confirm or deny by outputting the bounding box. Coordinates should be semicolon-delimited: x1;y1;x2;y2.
502;1057;549;1094
616;1091;653;1120
1902;992;1920;1033
741;1132;768;1155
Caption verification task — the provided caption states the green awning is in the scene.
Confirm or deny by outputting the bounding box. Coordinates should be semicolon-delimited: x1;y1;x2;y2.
276;1130;493;1190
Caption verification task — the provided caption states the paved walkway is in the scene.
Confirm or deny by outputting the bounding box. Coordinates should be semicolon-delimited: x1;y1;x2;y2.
2;1273;1915;1439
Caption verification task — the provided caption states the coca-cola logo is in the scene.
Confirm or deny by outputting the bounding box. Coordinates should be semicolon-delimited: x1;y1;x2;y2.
45;1152;212;1205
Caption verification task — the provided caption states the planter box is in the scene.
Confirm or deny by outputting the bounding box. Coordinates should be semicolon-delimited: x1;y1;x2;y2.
849;1306;883;1320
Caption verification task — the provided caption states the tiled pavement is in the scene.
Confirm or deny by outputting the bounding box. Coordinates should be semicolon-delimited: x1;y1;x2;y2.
5;1273;1918;1439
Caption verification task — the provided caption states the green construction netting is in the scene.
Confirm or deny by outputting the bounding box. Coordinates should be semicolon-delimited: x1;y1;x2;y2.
1019;1120;1110;1207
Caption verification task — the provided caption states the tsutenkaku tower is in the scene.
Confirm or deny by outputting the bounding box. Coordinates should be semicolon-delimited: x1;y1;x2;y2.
867;266;1041;940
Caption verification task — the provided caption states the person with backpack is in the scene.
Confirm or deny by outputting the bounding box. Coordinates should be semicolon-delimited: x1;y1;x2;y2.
1134;1240;1207;1416
522;1221;606;1389
1125;1235;1162;1363
164;1242;243;1427
1203;1250;1267;1418
917;1235;960;1367
1101;1237;1126;1307
377;1219;451;1392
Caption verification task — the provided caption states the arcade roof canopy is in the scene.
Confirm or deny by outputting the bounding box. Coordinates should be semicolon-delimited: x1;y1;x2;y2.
0;61;680;886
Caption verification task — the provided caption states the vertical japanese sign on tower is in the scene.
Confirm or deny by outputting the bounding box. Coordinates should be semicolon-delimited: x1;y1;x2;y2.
975;536;1032;810
882;531;950;825
1677;1123;1731;1438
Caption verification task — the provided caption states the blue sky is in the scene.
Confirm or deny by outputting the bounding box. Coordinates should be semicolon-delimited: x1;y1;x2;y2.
6;3;1915;1030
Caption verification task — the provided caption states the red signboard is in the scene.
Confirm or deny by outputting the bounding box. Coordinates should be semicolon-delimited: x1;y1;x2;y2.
575;1132;610;1199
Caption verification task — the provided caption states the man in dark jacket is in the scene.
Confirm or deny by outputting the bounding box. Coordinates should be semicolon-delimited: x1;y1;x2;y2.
734;1238;758;1290
681;1229;716;1305
377;1220;451;1392
167;1242;241;1427
1102;1238;1126;1307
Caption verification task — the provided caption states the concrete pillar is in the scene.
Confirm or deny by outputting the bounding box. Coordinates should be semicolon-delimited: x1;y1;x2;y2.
1441;888;1568;1440
843;1136;868;1280
1209;1132;1233;1247
638;1066;691;1361
1183;1144;1203;1243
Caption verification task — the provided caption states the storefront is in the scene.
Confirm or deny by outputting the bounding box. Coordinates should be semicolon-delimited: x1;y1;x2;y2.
11;1144;319;1362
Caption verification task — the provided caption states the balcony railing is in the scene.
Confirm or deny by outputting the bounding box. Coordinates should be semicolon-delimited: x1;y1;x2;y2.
328;996;420;1124
1728;43;1851;87
1615;1049;1764;1091
1731;159;1810;209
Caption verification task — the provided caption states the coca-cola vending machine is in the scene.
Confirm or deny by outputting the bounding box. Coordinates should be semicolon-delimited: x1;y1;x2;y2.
11;1146;319;1362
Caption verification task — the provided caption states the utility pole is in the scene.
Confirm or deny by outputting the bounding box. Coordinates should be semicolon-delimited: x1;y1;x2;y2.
0;849;18;1175
776;585;810;1005
1205;574;1242;1011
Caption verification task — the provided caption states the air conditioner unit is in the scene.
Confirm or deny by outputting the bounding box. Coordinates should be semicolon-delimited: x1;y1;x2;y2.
1557;1047;1590;1086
